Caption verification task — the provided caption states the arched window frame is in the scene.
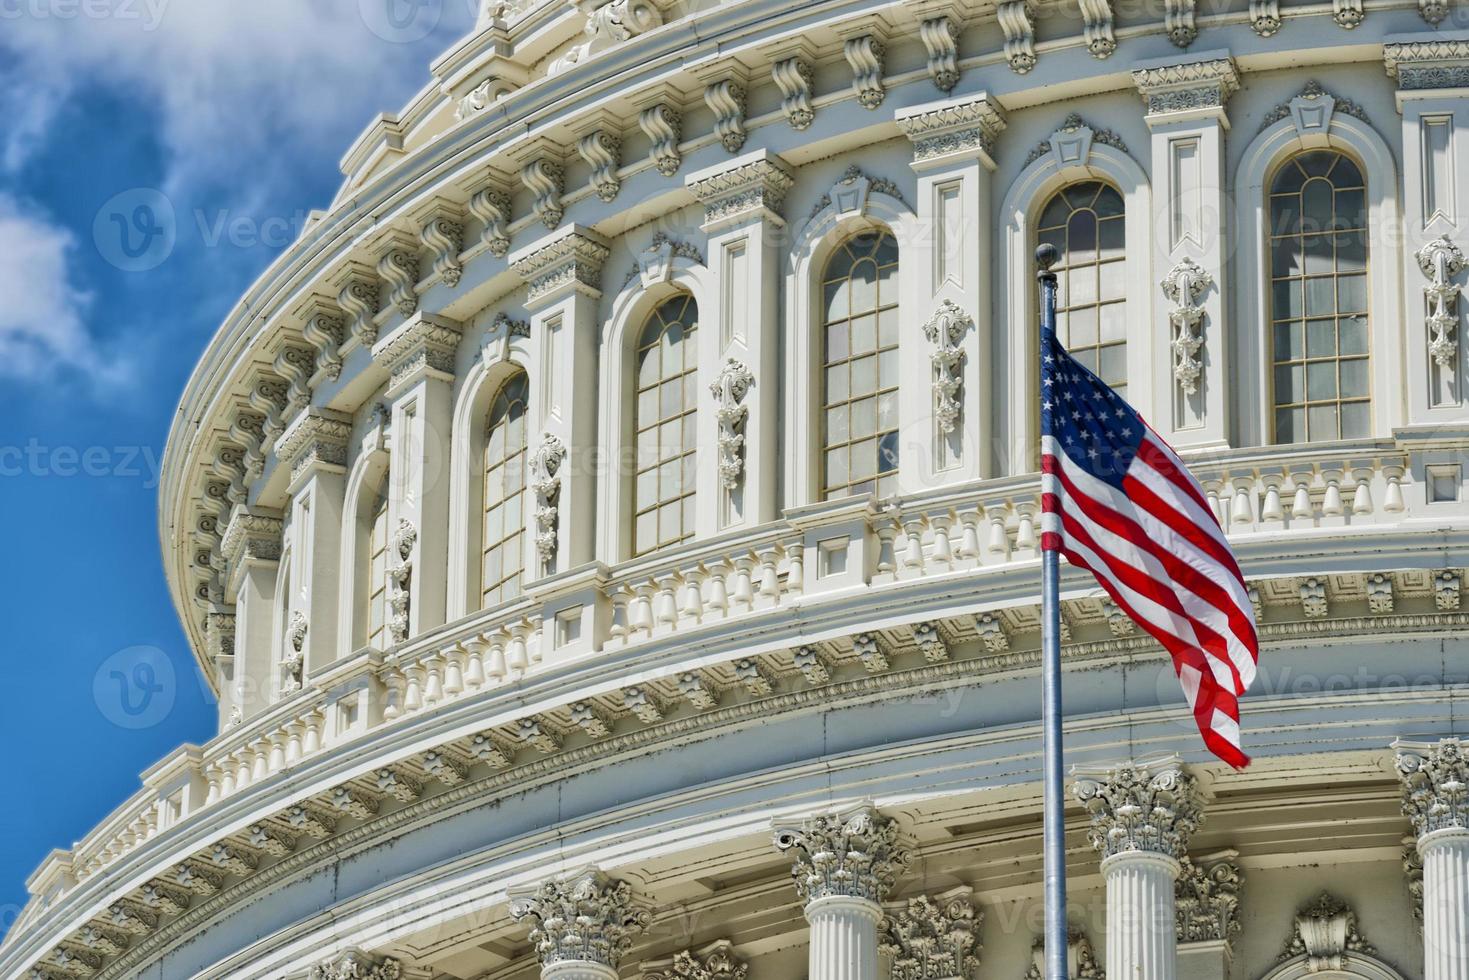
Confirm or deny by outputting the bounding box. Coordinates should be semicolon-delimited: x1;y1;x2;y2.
337;414;392;657
998;139;1152;476
1236;111;1402;445
786;180;919;508
446;317;533;620
599;252;715;563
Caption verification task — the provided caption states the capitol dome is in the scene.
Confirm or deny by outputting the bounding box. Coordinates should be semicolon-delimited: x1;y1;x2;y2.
6;1;1469;978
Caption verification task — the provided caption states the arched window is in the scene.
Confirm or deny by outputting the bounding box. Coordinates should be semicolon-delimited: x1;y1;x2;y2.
1268;149;1369;442
821;231;900;500
634;294;698;556
1037;181;1127;396
482;371;528;608
365;482;390;650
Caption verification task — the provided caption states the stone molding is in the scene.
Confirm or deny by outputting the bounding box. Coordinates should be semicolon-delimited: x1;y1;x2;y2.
895;93;1008;166
1072;756;1204;861
772;805;909;904
509;226;611;305
1278;892;1374;971
509;869;649;968
370;314;464;393
1384;39;1469;90
219;509;284;573
274;409;352;485
1132;55;1239;120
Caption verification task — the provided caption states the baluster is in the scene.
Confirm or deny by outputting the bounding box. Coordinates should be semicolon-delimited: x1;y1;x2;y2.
252;742;270;781
423;654;444;706
443;644;465;696
1321;469;1344;516
1290;472;1314;521
285;720;304;765
704;559;730;617
1015;502;1039;551
1231;477;1255;526
609;587;631;642
464;637;487;689
267;731;287;773
785;542;805;595
204;763;222;806
218;759;236;798
929;515;954;566
755;547;781;605
485;632;508;680
1201;479;1225;528
679;566;704;623
901;519;926;570
957;509;981;559
505;627;529;674
1384;465;1406;512
403;665;425;714
1260;474;1285;522
654;573;680;628
629;582;654;637
1351;466;1374;514
304;708;324;755
529;618;544;665
379;669;403;721
731;557;756;613
233;749;252;790
874;519;899;574
985;505;1011;559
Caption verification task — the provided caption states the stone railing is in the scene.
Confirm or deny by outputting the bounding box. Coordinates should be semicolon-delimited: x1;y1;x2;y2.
31;439;1455;917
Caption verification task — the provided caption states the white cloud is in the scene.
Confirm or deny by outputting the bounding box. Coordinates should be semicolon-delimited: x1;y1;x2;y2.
0;193;124;384
0;0;478;195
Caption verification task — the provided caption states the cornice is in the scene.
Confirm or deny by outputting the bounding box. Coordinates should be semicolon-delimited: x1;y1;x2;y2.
895;92;1008;168
1384;35;1469;90
685;149;795;231
219;509;284;572
1131;52;1239;123
274;409;352;486
370;313;464;393
508;224;612;306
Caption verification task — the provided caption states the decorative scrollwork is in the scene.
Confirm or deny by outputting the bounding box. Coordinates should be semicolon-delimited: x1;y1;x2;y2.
923;300;971;434
709;359;754;490
1417;236;1465;369
1161;257;1213;395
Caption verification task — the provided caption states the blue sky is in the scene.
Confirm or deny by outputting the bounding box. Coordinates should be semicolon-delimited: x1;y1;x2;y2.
0;0;478;927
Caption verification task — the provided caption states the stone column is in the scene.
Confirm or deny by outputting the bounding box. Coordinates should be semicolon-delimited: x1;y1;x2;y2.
509;869;650;980
1385;39;1469;436
371;312;464;643
1131;55;1238;451
509;226;609;576
773;806;910;980
894;92;1007;483
1073;757;1205;980
1395;738;1469;980
274;408;351;680
686;149;794;533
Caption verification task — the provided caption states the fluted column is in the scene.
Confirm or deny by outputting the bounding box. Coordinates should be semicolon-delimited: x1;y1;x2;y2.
773;806;909;980
1073;757;1204;980
509;869;649;980
1396;738;1469;980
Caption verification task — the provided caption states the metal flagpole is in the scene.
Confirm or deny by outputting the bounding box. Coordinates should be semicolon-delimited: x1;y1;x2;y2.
1035;242;1069;980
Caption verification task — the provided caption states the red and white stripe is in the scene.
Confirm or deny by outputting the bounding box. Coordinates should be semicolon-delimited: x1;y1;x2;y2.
1041;429;1259;769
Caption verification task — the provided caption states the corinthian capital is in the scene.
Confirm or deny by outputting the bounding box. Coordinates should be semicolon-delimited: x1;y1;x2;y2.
1395;737;1469;839
308;949;403;980
1071;756;1204;861
772;805;909;904
509;869;649;969
879;886;982;980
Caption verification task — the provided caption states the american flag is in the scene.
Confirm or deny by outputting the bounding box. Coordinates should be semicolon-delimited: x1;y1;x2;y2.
1039;328;1259;769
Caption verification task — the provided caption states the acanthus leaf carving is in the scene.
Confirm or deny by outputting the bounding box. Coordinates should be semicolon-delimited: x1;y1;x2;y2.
283;611;307;693
842;34;886;109
1395;737;1469;837
577;129;623;203
521;158;565;230
335;267;381;348
509;869;649;968
468;184;513;258
709;358;754;490
420;213;465;288
547;0;664;75
1023;930;1104;980
388;519;417;646
307;949;404;980
772;805;909;903
1161;257;1213;395
918;16;961;92
879;887;982;980
923;300;971;435
1174;852;1242;943
704;79;748;154
1279;893;1374;971
300;303;346;383
376;238;420;319
638;102;683;176
641;940;748;980
1072;757;1203;860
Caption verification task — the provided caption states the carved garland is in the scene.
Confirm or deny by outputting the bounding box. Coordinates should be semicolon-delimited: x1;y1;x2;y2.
531;433;568;567
1161;257;1213;395
923;300;971;434
709;359;755;490
1417;236;1465;370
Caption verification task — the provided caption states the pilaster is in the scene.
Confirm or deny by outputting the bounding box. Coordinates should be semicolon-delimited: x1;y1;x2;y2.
218;507;283;722
879;886;982;980
1395;737;1469;980
510;225;609;574
371;313;463;643
1387;36;1469;428
1073;757;1205;980
1132;53;1238;450
896;93;1007;484
275;408;352;679
1174;850;1241;980
687;150;794;532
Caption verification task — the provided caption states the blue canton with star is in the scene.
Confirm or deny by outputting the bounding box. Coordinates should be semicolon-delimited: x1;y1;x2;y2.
1041;328;1145;490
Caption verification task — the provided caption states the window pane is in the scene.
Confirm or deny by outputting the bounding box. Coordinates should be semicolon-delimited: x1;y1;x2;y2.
481;372;529;608
1269;150;1371;445
631;296;698;555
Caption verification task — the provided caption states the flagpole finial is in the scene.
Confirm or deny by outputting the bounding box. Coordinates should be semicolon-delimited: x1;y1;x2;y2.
1036;243;1059;280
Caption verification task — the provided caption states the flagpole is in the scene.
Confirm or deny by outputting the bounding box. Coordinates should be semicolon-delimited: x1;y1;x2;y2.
1036;242;1069;980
